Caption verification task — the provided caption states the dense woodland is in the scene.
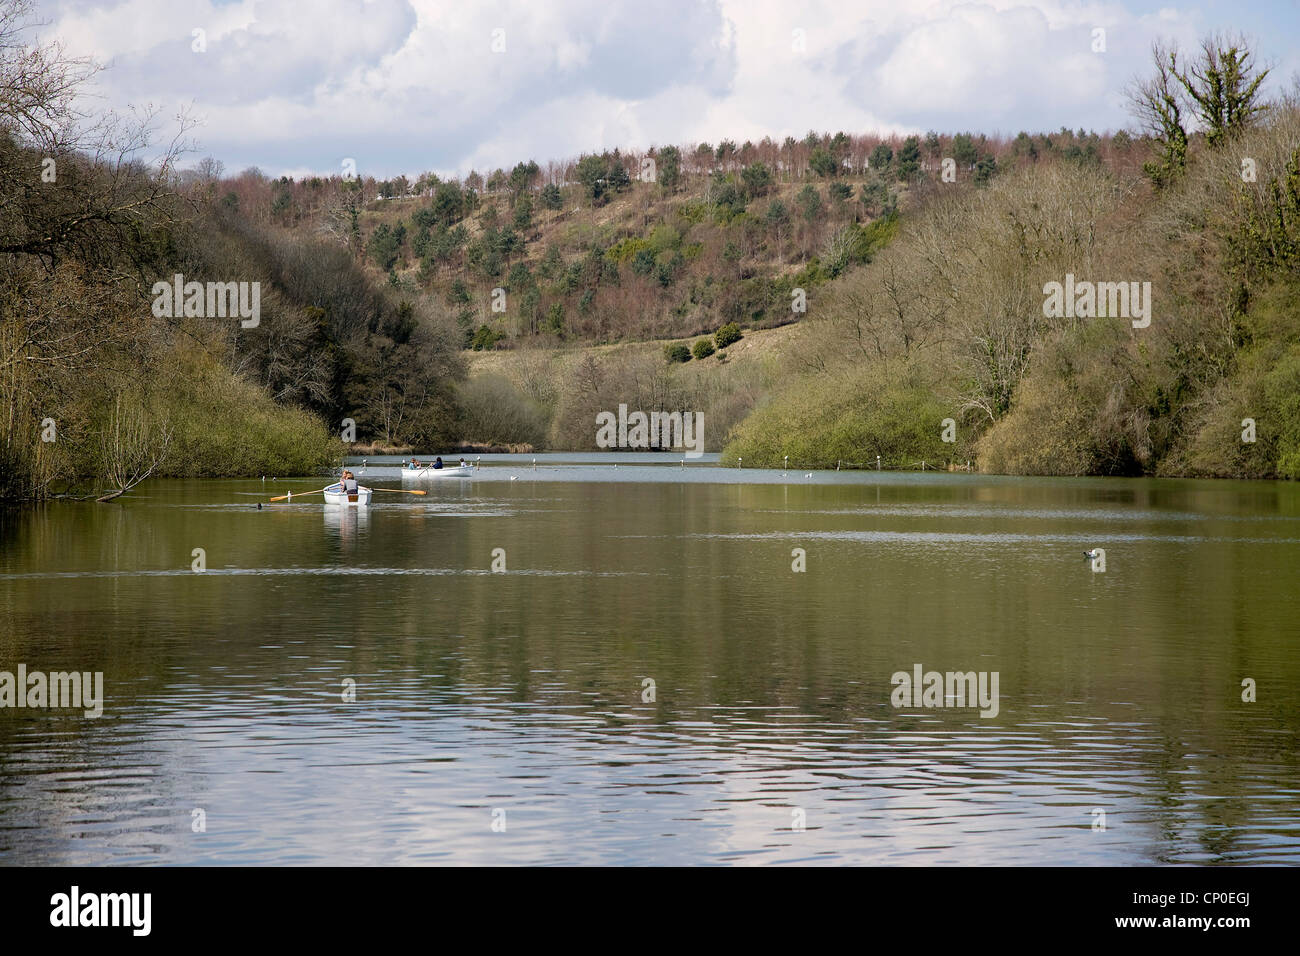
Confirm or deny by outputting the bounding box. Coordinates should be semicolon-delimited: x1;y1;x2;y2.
2;0;1297;502
726;40;1300;478
225;125;1139;349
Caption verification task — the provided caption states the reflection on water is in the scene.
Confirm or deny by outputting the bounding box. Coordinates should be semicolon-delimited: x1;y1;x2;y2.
1;461;1298;865
324;502;369;550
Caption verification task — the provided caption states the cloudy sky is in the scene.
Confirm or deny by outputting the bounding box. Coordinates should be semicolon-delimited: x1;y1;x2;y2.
33;0;1300;179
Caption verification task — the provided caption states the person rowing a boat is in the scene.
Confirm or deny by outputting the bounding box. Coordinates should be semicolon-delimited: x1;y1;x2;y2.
433;457;444;470
341;470;359;495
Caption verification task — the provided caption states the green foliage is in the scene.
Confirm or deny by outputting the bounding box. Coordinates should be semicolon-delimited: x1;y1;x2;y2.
607;161;631;191
270;184;294;220
796;184;823;223
692;338;716;359
507;261;533;289
952;133;978;168
664;342;691;363
540;183;564;210
367;223;403;271
724;368;963;469
447;277;471;305
1174;38;1269;148
512;194;534;231
858;212;900;257
862;173;894;217
647;223;682;254
657;145;682;192
741;162;772;198
655;255;681;287
1173;283;1300;478
538;245;563;279
869;142;893;172
715;322;743;348
675;201;708;224
631;248;657;276
431;181;466;224
1230;146;1300;279
711;178;746;221
1125;38;1268;188
577;154;610;204
765;199;790;229
897;136;921;181
1266;352;1300;478
546;301;565;335
606;236;651;264
152;351;336;478
809;147;838;178
508;160;540;198
471;324;504;351
1012;131;1039;160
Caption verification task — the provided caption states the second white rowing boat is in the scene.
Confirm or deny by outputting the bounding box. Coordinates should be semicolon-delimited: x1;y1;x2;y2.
402;465;472;479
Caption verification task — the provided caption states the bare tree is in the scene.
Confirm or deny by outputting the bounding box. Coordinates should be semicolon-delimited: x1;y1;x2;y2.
1;0;187;500
1127;41;1190;188
0;0;98;151
96;394;172;501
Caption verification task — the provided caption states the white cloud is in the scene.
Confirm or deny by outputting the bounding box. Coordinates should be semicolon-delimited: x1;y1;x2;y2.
30;0;1291;178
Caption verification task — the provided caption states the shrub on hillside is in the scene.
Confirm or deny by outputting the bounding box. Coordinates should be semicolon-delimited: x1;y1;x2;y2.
692;339;716;359
715;322;743;348
664;343;691;363
471;325;505;350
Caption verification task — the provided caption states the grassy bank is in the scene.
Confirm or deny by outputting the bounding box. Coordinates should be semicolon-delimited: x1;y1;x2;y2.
460;324;798;451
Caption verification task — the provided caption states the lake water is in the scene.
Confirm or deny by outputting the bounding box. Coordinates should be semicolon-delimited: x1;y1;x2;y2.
2;456;1298;865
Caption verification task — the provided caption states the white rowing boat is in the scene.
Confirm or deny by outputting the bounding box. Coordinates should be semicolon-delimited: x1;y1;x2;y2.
323;482;372;506
402;464;472;479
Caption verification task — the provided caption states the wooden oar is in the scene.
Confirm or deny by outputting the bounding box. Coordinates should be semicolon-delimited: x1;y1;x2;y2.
269;485;332;502
371;487;426;495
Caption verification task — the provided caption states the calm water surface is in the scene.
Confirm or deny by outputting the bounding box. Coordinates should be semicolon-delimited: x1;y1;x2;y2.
1;457;1298;865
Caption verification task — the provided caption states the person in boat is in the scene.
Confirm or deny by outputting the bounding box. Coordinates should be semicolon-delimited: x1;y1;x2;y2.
433;456;444;470
458;458;467;468
341;470;359;495
408;459;420;470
